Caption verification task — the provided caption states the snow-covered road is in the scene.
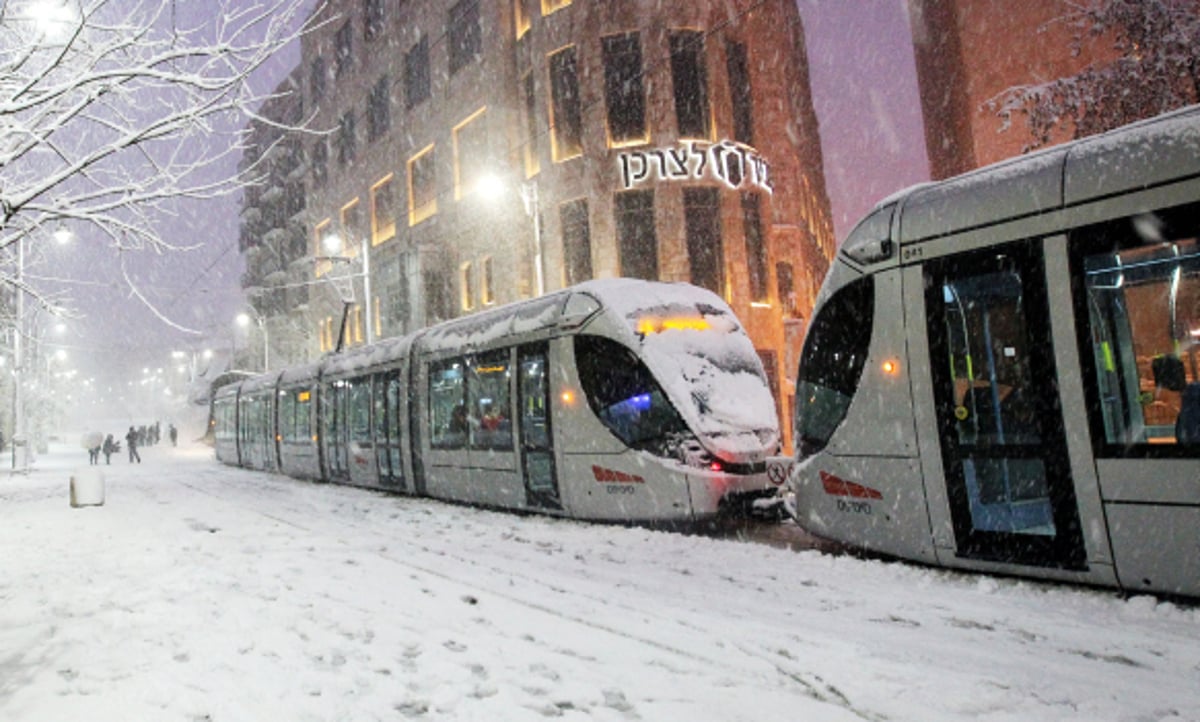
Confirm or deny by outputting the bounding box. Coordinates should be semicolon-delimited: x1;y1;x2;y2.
2;441;1197;721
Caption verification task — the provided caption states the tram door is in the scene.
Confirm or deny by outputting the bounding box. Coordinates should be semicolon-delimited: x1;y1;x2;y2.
373;370;404;488
323;379;350;481
926;242;1086;569
518;343;561;509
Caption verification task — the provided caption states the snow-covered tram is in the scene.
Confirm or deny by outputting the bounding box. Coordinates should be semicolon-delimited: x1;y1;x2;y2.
215;279;782;523
789;106;1200;597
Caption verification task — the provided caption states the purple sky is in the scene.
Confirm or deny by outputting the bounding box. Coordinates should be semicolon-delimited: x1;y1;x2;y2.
49;0;928;416
798;0;929;239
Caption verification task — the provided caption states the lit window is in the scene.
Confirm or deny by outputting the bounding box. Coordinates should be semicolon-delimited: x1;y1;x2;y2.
541;0;571;15
460;261;474;310
453;107;489;200
371;174;396;245
408;144;437;226
514;0;531;38
481;256;495;305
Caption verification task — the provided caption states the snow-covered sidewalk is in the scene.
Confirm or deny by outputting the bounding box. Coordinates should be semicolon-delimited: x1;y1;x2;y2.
1;442;1198;721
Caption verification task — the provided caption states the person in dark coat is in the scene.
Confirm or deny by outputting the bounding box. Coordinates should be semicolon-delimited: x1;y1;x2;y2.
125;426;141;463
102;434;117;465
168;423;178;447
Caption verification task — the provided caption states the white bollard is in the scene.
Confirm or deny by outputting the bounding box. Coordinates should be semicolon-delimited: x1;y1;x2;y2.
70;467;106;508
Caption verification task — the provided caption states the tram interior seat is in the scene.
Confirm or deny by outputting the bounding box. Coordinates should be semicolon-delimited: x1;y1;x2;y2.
1177;383;1200;444
1151;355;1200;444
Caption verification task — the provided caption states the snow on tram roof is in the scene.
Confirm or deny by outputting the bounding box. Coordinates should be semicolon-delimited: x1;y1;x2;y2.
849;104;1200;248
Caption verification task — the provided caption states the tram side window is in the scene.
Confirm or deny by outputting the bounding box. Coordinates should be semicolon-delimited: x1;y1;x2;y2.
794;276;874;456
294;389;312;442
469;350;513;451
429;358;467;448
344;377;370;445
574;335;687;453
214;398;235;441
1077;208;1200;452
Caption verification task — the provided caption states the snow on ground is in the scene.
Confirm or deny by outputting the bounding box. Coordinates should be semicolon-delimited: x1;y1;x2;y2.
2;440;1199;722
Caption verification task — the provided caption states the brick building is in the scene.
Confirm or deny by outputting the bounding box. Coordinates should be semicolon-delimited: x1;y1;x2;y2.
242;0;836;444
909;0;1125;179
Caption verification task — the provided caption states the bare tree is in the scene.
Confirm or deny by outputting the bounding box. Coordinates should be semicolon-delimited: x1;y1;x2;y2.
0;0;313;316
988;0;1200;152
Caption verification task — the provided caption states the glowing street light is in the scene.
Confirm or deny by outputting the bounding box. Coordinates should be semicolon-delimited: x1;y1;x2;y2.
236;308;269;372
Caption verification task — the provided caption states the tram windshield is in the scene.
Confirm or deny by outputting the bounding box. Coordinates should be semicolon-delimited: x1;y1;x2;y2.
1079;209;1200;450
794;276;874;456
575;335;688;453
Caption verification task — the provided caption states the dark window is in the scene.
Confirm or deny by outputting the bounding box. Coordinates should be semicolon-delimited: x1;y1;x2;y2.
549;46;582;160
404;37;430;109
602;32;645;145
408;146;436;223
423;263;452;325
364;0;385;42
683;187;722;295
337;113;356;165
310;56;326;101
311;140;328;185
574;335;687;455
335;20;353;77
726;40;753;144
448;0;481;75
795;276;874;456
367;76;391;141
614;190;657;280
743;193;768;302
776;261;796;317
522;71;538;176
560;198;592;285
670;30;710;139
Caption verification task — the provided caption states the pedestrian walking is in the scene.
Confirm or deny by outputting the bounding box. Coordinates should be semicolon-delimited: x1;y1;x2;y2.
102;434;117;465
125;426;141;463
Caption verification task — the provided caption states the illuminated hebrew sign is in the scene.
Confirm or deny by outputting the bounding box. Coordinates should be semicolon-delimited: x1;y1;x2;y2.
617;140;772;193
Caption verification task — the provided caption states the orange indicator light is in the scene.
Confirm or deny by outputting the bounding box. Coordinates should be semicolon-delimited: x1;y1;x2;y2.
882;359;899;375
561;390;575;405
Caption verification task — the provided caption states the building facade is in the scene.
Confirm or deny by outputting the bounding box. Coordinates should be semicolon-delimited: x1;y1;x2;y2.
237;70;309;369
243;0;836;447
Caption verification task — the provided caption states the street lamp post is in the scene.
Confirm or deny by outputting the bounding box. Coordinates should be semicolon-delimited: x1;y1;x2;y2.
236;308;269;372
519;181;544;297
321;231;373;344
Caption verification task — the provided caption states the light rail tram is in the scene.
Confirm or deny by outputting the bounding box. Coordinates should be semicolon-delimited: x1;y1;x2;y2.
214;279;782;523
790;106;1200;597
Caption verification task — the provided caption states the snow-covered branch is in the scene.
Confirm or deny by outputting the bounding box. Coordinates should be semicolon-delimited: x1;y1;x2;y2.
0;0;314;311
986;0;1200;152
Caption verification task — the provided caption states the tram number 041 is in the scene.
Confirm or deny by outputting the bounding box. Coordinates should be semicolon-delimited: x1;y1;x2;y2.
607;485;637;495
836;499;872;515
